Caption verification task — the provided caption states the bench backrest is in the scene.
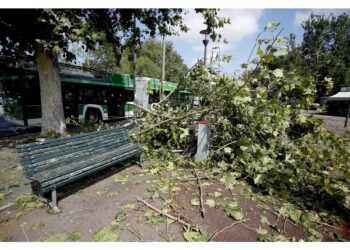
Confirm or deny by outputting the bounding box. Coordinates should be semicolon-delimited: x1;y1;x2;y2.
16;127;130;178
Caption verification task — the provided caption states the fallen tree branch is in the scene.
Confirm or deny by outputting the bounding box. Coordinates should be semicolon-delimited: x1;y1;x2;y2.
135;108;211;135
169;203;197;227
193;168;205;218
126;102;171;119
208;219;249;241
136;197;196;230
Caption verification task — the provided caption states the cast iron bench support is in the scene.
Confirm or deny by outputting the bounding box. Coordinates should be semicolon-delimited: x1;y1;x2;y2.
16;127;142;213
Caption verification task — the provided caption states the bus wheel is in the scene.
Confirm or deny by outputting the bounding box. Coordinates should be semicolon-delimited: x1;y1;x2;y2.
85;109;101;124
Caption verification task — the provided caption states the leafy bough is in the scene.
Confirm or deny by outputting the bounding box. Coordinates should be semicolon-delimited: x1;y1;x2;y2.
131;23;350;213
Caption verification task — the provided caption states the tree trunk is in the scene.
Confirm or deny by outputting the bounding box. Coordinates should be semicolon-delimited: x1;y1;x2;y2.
36;44;67;136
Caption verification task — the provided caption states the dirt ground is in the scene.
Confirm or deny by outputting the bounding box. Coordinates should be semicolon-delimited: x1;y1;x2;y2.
0;113;350;242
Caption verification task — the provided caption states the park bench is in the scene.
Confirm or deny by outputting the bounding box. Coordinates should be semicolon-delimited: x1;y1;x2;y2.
16;127;142;213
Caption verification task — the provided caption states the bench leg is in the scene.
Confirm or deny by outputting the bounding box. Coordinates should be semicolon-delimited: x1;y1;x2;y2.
48;189;61;214
137;154;143;168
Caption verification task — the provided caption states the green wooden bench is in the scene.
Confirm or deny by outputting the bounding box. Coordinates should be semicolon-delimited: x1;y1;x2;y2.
16;127;142;213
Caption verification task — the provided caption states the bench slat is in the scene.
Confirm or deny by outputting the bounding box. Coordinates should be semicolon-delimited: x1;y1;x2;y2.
40;148;141;193
19;134;129;167
22;139;129;176
17;129;128;155
31;143;140;183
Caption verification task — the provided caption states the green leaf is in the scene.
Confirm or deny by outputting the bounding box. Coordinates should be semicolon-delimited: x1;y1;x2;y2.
41;234;69;242
115;211;127;222
254;174;262;184
93;227;119;242
144;208;154;218
205;199;216;208
68;231;81;241
260;216;271;226
256;227;268;235
191;198;200;206
114;175;128;184
214;192;222;198
241;63;248;69
307;228;323;242
227;210;244;220
257;47;264;58
122;202;136;210
166;218;175;225
183;231;210;242
32;223;45;230
224;147;232;154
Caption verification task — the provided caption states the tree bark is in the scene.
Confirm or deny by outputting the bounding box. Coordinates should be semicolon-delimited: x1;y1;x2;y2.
36;44;67;136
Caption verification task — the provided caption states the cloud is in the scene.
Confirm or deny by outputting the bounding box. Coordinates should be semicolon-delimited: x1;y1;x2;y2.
173;9;264;53
294;9;350;26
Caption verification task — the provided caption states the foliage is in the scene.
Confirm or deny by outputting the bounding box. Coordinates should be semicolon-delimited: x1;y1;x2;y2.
275;12;350;100
93;226;119;242
301;13;350;97
84;39;189;83
40;231;81;242
183;230;211;242
115;211;127;222
132;22;350;215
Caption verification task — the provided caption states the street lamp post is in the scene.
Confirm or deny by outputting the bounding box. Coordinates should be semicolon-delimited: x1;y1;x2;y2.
200;30;209;67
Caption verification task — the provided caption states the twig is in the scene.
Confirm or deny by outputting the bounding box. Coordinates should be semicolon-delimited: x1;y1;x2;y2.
264;208;297;227
283;218;287;234
127;227;143;241
175;154;190;161
314;221;341;230
208;219;249;241
247;28;284;83
193;168;205;218
0;202;15;212
215;140;237;152
177;176;210;182
241;223;257;233
136;197;194;229
170;149;184;153
22;229;29;241
4;190;13;196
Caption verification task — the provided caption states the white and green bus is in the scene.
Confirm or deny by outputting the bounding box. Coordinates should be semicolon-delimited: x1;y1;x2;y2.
0;64;189;125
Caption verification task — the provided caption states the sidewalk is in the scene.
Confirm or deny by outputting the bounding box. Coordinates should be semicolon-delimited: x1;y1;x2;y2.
0;105;28;136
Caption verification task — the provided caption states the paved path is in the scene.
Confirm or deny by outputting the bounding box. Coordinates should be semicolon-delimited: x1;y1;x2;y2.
0;106;27;136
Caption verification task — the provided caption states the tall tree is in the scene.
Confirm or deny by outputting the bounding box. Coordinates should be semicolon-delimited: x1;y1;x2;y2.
300;13;350;100
84;39;188;83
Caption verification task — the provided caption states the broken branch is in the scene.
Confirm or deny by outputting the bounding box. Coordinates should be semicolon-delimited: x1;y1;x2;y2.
208;219;249;241
136;197;195;229
193;168;205;218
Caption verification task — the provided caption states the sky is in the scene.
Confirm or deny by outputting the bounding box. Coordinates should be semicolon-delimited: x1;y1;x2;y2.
167;9;350;76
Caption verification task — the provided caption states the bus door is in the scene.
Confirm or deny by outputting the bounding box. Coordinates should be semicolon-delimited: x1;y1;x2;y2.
62;84;78;119
108;87;125;119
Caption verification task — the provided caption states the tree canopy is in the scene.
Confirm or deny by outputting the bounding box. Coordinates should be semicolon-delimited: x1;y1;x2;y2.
83;39;188;83
274;12;350;101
